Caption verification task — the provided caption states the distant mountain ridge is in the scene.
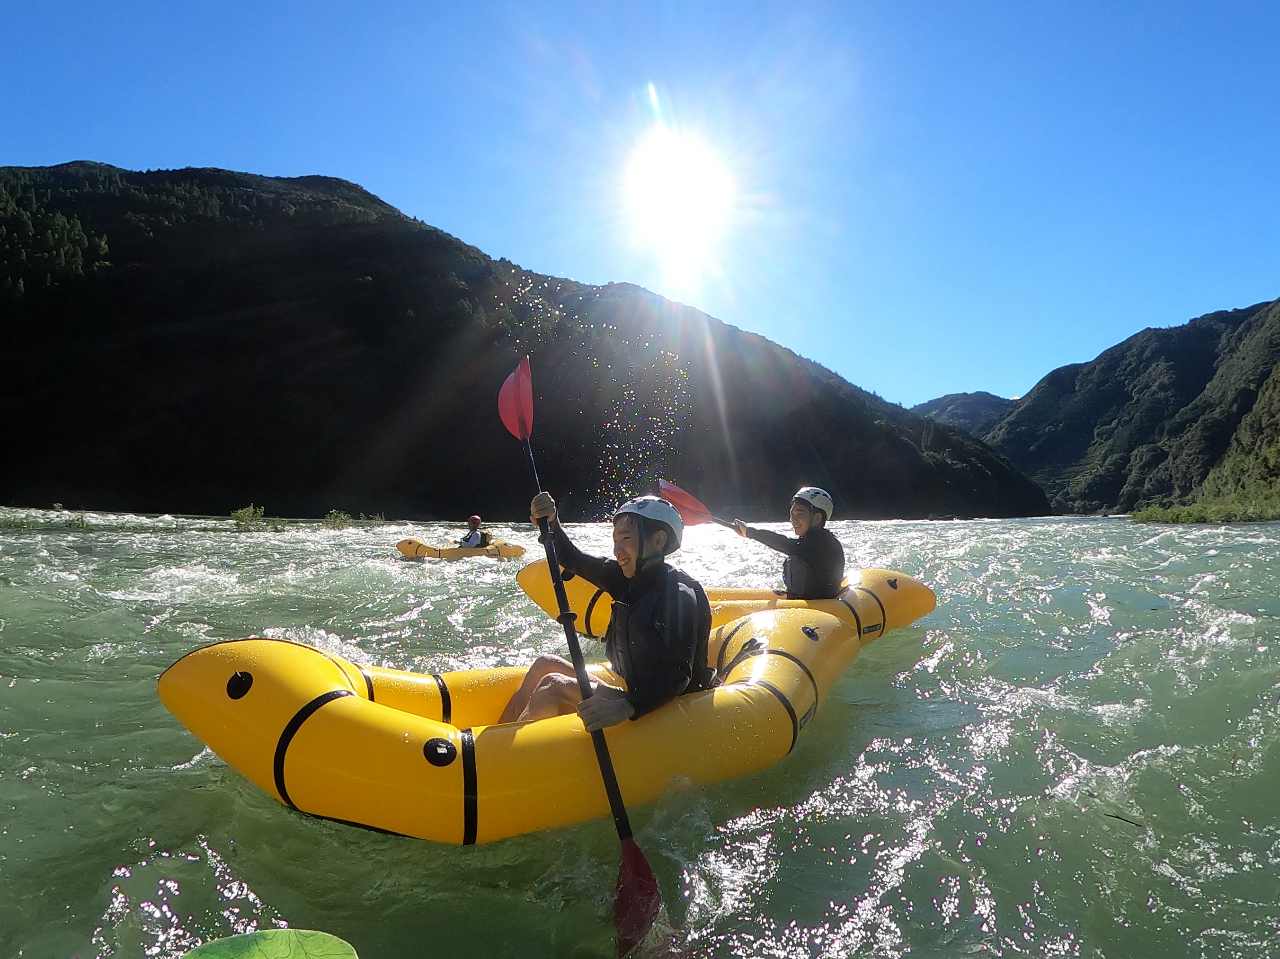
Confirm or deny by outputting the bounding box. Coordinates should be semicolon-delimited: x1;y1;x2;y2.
982;298;1280;513
910;392;1013;434
0;161;1049;520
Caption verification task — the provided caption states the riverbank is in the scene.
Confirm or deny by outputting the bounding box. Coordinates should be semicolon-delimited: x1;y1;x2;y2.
1130;500;1280;523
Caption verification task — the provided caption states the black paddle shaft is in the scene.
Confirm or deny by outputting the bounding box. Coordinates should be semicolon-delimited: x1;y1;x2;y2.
523;439;636;842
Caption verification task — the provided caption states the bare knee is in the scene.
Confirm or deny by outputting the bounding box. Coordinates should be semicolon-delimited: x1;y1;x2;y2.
533;673;578;703
499;656;575;724
521;674;580;721
527;654;572;683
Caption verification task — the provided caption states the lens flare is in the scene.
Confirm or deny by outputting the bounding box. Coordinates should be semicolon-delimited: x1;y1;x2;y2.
624;124;735;293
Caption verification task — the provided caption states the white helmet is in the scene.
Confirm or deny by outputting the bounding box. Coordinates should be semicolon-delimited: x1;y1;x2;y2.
614;495;683;552
793;486;833;522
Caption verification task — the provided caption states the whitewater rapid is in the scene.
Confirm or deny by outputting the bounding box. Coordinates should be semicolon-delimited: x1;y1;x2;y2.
2;509;1277;958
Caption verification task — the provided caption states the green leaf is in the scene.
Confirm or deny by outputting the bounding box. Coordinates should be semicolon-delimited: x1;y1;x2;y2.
183;929;358;959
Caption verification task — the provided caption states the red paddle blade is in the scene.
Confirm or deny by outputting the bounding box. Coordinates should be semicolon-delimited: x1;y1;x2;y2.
498;357;534;440
657;479;713;526
615;837;661;957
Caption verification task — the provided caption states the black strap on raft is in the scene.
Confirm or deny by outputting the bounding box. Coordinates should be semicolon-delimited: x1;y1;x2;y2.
749;680;799;753
274;690;353;808
715;621;751;675
583;588;605;638
460;728;478;844
358;667;375;702
432;674;452;725
838;598;863;635
719;636;764;680
728;647;819;708
853;586;886;634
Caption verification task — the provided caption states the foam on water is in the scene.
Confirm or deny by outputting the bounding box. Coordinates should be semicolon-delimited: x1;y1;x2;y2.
2;511;1280;957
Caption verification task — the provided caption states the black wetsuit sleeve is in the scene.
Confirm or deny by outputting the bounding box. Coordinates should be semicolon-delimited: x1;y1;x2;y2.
543;520;628;597
624;577;701;718
743;526;802;555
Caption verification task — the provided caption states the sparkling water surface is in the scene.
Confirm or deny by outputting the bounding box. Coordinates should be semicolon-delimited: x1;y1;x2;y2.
2;510;1279;958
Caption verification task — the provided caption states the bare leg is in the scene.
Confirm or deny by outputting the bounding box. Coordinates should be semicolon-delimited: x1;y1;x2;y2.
518;674;629;723
517;673;581;722
498;654;576;723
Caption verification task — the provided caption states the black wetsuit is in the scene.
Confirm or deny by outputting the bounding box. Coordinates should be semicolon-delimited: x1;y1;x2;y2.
546;521;714;718
743;524;845;599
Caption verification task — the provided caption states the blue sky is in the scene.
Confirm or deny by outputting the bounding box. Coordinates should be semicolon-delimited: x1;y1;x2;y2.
5;1;1279;407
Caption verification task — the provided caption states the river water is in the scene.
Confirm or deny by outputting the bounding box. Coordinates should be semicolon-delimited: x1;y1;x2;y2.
2;510;1278;958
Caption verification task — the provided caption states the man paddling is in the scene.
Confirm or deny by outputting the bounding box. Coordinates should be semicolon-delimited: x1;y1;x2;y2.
734;486;845;599
499;493;714;730
458;515;490;548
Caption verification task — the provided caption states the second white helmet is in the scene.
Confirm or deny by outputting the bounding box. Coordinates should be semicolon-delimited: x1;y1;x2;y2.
793;486;834;522
615;495;684;552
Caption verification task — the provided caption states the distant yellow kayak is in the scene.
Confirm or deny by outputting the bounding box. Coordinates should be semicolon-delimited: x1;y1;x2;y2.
396;538;525;559
157;567;935;844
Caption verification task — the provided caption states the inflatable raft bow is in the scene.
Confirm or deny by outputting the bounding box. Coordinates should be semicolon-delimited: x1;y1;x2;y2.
158;568;934;843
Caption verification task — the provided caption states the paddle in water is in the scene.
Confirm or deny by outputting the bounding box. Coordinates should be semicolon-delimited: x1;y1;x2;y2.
498;356;661;957
657;479;735;529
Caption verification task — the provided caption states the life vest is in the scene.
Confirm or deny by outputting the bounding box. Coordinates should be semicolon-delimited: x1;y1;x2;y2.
780;527;845;599
782;556;809;597
603;567;714;703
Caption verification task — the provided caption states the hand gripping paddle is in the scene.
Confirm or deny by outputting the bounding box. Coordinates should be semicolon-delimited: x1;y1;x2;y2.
499;357;660;957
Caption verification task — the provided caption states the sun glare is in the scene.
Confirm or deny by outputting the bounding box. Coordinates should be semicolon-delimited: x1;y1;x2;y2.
624;124;735;293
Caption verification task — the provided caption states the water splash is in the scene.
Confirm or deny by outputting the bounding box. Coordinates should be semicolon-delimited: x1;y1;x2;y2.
597;349;692;511
89;836;287;959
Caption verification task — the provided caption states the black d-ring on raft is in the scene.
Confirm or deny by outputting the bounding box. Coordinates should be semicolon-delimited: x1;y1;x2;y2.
423;738;457;766
226;671;253;699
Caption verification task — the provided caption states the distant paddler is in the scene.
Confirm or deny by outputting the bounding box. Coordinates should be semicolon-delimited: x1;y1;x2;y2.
733;487;845;600
659;481;846;600
395;514;524;559
458;514;490;548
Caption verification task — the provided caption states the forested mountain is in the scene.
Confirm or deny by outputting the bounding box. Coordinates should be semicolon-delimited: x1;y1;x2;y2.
910;392;1013;434
0;161;1049;521
982;299;1280;513
1198;351;1280;506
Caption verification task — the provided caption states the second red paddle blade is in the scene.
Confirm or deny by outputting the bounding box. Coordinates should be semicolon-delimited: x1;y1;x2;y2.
657;479;713;525
614;837;661;957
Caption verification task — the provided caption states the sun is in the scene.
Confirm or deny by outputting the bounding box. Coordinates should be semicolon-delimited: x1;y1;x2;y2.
623;124;735;292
